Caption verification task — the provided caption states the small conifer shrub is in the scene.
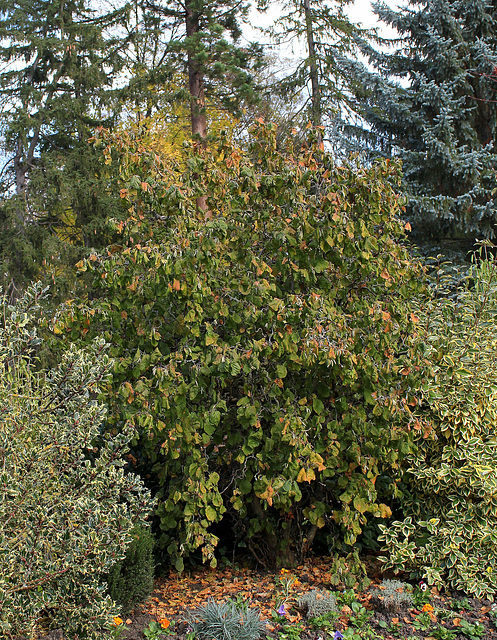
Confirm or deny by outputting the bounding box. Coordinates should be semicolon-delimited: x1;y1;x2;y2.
107;524;155;613
188;598;266;640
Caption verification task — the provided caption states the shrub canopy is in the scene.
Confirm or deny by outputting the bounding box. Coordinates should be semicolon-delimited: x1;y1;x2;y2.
0;284;154;639
380;255;497;599
58;123;426;568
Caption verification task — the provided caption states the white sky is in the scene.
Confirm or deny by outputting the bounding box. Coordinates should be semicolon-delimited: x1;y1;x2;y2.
246;0;402;41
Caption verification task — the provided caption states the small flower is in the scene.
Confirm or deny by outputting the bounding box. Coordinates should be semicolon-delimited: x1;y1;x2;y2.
280;568;291;575
113;616;124;626
159;618;171;629
333;632;344;640
422;603;434;613
293;578;301;587
419;581;428;592
277;604;287;616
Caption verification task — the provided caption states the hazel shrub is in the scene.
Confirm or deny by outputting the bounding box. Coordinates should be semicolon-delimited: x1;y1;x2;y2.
0;284;155;638
58;122;427;569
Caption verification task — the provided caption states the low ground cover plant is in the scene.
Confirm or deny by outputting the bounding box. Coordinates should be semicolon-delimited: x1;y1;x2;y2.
187;598;266;640
0;284;155;639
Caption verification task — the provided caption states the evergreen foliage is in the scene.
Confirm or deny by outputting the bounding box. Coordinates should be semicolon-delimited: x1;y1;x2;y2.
0;283;155;638
350;0;497;242
263;0;369;144
55;122;426;570
0;0;128;293
106;524;155;615
369;579;413;613
129;0;263;139
298;590;338;618
0;0;126;200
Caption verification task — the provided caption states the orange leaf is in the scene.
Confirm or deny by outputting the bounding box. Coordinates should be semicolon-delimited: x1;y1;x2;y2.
380;268;391;280
172;279;181;291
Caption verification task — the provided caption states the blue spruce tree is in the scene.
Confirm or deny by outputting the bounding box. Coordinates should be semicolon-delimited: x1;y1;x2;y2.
349;0;497;245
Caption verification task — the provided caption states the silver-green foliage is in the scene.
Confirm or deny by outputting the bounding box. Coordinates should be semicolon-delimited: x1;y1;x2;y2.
298;590;338;618
0;284;155;638
188;598;266;640
379;256;497;599
369;580;413;612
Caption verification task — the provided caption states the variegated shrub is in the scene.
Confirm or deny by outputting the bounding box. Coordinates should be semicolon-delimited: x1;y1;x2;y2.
0;284;155;638
379;255;497;599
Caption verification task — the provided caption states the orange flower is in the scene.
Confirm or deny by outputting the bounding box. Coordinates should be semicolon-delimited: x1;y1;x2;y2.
159;618;171;629
422;603;434;613
293;579;301;586
280;568;291;574
113;616;124;626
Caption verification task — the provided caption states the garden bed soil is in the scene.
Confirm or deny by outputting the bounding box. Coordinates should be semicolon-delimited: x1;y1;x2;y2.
116;556;497;640
31;556;497;639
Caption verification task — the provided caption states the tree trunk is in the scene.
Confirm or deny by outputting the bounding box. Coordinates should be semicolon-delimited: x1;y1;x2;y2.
303;0;321;130
185;0;208;213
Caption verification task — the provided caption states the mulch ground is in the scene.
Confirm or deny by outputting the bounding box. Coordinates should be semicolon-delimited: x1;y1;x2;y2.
118;556;497;640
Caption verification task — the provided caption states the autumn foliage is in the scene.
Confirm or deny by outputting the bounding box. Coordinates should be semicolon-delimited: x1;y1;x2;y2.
56;122;426;570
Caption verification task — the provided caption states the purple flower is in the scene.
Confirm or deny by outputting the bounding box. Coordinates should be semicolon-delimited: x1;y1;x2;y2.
333;632;344;640
277;604;287;616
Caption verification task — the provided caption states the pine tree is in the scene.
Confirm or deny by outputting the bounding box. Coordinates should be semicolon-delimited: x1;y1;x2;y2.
0;0;127;288
263;0;369;144
350;0;497;244
134;0;263;141
0;0;127;209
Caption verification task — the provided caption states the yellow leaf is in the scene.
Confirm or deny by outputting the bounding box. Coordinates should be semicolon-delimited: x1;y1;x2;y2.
377;504;392;518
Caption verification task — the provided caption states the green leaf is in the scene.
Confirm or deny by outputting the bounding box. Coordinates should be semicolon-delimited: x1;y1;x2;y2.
313;398;324;414
175;557;184;573
205;506;217;522
276;364;287;379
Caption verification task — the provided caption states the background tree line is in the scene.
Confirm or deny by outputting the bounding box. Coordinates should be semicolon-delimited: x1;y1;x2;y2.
2;0;497;295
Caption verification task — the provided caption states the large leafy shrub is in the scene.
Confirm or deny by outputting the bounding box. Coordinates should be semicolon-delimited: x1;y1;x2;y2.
58;122;426;569
0;284;155;639
379;255;497;599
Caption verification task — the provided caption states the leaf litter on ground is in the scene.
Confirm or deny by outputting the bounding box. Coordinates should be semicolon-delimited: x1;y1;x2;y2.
114;557;497;640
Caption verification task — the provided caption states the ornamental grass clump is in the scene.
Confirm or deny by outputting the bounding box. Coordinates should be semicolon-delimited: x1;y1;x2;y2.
0;284;155;639
188;598;266;640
